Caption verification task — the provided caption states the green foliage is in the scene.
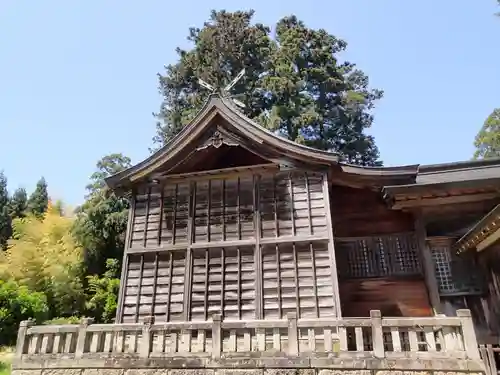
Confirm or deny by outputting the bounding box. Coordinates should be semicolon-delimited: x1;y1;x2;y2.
0;204;85;319
73;154;130;276
473;108;500;159
43;316;81;325
0;172;11;250
0;361;9;375
154;10;273;144
0;163;127;334
27;177;49;218
155;10;382;165
85;259;120;323
85;154;132;196
8;187;27;219
0;279;48;346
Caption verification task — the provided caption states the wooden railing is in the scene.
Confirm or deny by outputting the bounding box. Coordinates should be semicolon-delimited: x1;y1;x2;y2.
15;310;480;363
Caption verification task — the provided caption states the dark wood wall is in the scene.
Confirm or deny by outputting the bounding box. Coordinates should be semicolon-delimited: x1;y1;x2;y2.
339;277;431;317
440;244;500;342
331;185;432;318
330;185;414;237
478;245;500;338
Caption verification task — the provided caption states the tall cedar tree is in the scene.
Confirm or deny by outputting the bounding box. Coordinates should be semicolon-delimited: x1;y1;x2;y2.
474;4;500;158
154;10;383;166
27;177;49;218
9;187;28;219
0;172;11;249
473;109;500;159
73;153;131;276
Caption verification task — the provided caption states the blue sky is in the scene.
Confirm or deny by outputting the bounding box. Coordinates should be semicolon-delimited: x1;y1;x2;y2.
0;1;499;206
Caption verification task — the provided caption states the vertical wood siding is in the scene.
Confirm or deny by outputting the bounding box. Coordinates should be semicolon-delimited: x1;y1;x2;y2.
120;170;336;323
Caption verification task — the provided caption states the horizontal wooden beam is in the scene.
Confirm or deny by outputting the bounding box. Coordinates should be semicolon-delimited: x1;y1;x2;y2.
126;234;331;254
392;192;499;210
150;163;278;184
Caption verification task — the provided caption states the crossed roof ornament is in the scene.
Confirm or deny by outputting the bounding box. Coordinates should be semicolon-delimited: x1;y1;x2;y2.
198;68;246;108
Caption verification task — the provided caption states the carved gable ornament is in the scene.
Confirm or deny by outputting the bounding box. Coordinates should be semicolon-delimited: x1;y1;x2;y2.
196;129;239;151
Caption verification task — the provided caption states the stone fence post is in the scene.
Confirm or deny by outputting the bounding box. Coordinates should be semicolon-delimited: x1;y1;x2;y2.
140;316;154;358
75;317;94;359
370;310;384;358
15;319;33;359
287;312;299;356
212;314;222;359
457;309;480;359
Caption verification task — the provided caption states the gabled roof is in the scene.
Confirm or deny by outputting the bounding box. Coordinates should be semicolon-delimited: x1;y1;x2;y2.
105;93;500;197
106;94;341;189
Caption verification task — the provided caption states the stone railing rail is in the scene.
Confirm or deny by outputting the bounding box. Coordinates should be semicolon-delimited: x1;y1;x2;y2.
13;309;484;372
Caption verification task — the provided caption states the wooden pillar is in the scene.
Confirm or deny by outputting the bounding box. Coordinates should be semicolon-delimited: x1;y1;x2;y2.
115;190;135;323
322;173;342;317
414;210;441;314
253;174;263;319
183;182;195;321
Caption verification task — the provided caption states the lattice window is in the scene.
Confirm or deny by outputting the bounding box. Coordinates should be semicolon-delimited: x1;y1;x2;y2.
430;243;484;296
336;233;422;279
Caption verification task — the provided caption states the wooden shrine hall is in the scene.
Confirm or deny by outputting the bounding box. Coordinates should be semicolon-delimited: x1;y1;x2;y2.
103;93;500;341
12;92;500;375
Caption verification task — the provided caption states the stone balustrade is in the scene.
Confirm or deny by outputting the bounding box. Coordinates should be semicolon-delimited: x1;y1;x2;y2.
11;310;485;375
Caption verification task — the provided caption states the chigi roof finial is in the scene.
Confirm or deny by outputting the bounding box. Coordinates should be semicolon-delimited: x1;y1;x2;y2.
198;68;246;108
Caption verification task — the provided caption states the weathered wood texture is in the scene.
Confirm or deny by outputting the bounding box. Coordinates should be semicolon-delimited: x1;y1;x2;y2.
261;241;334;319
339;277;432;317
429;239;484;296
335;234;422;278
439;243;500;343
478;245;500;339
121;170;337;323
330;185;414;237
129;172;327;248
122;252;187;322
334;233;429;317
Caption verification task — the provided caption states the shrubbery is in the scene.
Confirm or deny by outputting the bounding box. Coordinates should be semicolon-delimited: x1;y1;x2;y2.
0;203;121;345
0;279;48;345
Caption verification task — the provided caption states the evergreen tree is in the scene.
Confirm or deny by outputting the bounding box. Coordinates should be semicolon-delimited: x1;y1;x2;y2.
73;153;131;276
0;172;11;249
27;177;49;218
9;187;28;219
155;10;383;166
473;109;500;159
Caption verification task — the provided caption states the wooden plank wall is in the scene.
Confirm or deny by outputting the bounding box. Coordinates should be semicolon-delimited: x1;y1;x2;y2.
339;277;432;317
439;245;500;342
122;252;186;323
190;246;256;321
331;185;431;317
120;170;337;323
330;185;414;237
479;245;500;339
261;241;333;319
